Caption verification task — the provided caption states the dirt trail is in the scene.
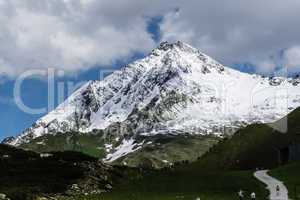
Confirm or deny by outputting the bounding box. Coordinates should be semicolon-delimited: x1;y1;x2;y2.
254;170;288;200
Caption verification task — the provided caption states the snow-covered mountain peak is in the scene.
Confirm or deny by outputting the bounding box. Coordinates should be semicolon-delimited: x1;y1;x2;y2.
6;42;300;146
120;41;228;86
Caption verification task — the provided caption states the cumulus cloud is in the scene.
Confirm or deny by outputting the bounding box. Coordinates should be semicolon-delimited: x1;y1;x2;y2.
0;0;166;77
254;46;300;75
283;46;300;68
159;0;300;72
0;0;300;77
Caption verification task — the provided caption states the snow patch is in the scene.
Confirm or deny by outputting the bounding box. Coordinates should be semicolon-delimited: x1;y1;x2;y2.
104;139;144;162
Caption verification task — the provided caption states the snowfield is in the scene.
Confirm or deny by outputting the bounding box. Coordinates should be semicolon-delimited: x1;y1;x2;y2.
104;139;144;162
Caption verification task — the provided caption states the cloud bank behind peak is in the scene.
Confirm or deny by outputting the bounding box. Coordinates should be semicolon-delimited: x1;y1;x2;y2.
0;0;300;77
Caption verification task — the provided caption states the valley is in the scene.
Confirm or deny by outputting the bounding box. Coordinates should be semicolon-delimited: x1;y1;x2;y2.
1;108;300;200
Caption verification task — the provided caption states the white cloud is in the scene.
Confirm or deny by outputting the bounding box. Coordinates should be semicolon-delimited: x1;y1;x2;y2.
255;46;300;75
159;0;300;70
283;46;300;68
1;0;300;77
0;0;165;77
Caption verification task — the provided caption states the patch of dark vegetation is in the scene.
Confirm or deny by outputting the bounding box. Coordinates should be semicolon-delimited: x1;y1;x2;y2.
0;144;111;200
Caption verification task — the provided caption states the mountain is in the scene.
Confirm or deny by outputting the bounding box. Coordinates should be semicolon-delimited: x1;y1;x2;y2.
4;41;300;163
1;136;15;144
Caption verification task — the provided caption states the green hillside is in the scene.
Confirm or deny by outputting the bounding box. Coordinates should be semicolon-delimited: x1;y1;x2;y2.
193;108;300;170
20;132;219;169
20;131;108;158
114;134;219;169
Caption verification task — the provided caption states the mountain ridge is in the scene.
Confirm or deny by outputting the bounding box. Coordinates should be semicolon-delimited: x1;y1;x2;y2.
4;42;300;163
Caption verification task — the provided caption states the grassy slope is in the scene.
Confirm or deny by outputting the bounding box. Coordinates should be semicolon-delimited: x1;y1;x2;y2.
20;132;107;158
193;108;300;170
21;132;220;169
60;165;267;200
270;162;300;200
115;135;219;169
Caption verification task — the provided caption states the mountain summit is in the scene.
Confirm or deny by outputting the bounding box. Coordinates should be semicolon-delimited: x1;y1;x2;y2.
6;41;300;147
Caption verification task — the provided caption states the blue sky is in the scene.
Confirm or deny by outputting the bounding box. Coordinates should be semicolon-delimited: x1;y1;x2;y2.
0;0;300;141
